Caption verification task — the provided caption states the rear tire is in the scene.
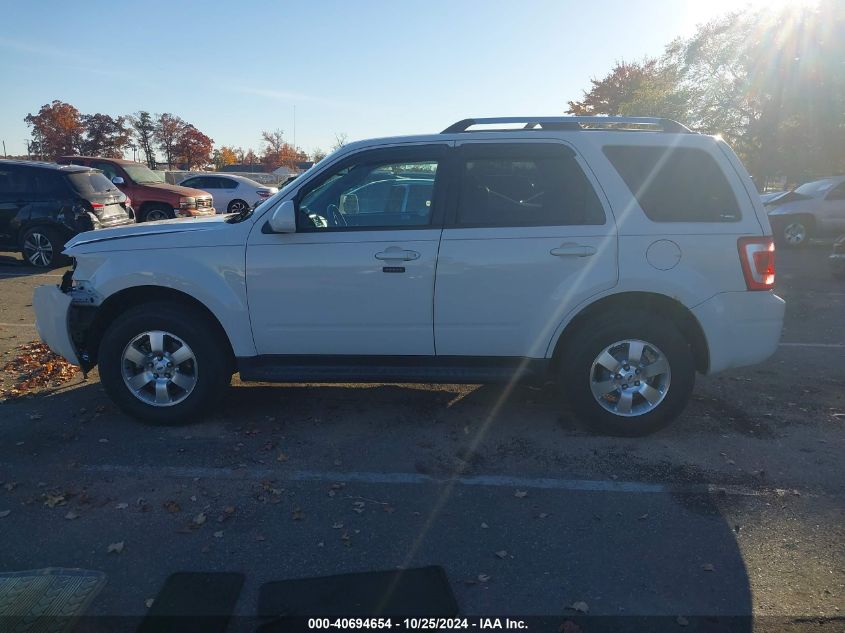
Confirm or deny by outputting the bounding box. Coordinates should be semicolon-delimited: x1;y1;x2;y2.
559;313;695;437
98;302;231;424
20;226;69;268
227;199;250;214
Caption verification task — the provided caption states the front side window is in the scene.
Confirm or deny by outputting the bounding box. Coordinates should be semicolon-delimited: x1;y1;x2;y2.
825;182;845;201
603;145;741;222
298;157;438;230
455;144;605;227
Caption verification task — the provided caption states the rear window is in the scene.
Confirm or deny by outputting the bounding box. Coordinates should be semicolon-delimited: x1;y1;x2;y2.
603;145;741;222
66;171;117;196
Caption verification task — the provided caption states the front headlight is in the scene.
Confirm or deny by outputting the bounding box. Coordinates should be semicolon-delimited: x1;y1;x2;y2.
179;197;197;209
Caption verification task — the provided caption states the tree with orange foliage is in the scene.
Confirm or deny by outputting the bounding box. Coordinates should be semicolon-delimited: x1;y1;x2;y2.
260;129;307;171
24;100;84;159
175;124;214;170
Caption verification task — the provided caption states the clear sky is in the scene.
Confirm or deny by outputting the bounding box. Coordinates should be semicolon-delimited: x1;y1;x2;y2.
0;0;773;159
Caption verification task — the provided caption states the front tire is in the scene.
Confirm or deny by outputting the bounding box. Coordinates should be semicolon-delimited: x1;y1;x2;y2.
98;302;231;424
773;216;813;248
559;313;695;436
142;205;174;222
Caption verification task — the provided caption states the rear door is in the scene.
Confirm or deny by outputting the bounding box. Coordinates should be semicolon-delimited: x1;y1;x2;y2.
434;140;617;358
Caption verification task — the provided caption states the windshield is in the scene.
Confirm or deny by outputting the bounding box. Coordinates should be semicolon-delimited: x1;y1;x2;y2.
794;178;836;197
227;158;329;223
122;163;165;184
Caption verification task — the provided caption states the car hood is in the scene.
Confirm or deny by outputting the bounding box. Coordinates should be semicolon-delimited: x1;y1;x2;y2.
141;182;212;198
64;215;236;253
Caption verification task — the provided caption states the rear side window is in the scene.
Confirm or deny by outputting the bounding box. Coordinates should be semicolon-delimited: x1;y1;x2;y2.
0;166;33;195
456;144;605;227
603;145;741;222
66;171;117;196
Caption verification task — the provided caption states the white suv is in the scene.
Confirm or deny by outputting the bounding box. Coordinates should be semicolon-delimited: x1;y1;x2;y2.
33;117;785;436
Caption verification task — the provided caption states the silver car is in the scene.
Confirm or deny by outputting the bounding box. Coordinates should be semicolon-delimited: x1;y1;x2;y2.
766;176;845;247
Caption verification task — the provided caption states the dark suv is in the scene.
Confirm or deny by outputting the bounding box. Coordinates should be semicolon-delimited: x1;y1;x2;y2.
0;160;135;268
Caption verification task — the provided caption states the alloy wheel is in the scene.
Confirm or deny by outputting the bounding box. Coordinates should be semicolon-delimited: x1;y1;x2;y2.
23;232;53;267
589;339;671;417
784;222;807;245
121;330;198;407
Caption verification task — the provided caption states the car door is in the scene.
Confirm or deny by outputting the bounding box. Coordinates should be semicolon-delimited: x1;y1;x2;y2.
214;177;240;211
434;140;618;358
821;181;845;234
247;143;450;356
0;164;33;246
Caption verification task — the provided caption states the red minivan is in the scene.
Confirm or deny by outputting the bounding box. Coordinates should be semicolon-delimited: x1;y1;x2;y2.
57;156;215;222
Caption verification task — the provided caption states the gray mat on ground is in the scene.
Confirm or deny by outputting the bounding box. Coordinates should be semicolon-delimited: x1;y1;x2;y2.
0;568;106;633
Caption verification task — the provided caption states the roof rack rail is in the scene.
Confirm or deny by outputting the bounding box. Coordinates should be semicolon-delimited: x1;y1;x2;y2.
441;116;692;134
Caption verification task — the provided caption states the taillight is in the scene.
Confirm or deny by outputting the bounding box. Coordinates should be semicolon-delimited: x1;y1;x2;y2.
90;202;104;209
124;196;132;207
737;237;775;290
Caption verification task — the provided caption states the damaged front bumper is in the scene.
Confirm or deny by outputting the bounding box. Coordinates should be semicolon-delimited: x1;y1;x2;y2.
34;284;80;367
33;269;100;372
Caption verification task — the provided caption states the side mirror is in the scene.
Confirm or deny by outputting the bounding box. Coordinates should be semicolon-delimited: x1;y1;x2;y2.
267;200;297;233
112;176;124;185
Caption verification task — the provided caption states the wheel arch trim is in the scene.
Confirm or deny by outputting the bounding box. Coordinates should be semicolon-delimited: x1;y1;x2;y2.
546;289;710;373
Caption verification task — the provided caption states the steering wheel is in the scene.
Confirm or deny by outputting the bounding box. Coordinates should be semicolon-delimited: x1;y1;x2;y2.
327;204;348;227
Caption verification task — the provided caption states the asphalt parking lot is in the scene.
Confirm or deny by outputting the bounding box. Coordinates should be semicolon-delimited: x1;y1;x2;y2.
0;246;842;630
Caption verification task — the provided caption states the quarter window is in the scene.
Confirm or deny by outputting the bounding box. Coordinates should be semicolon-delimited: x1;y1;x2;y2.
455;144;605;226
603;145;741;222
298;158;439;229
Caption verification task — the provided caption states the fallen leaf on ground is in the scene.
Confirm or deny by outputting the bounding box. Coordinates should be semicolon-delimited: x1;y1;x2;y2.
28;413;42;420
107;541;124;554
292;508;305;521
332;522;344;529
638;513;649;521
676;616;689;626
495;550;508;559
43;493;66;508
3;482;17;491
255;534;266;541
115;503;129;510
64;511;79;520
514;490;528;498
163;501;181;513
480;522;489;529
701;563;715;572
477;574;490;583
213;531;224;538
0;342;79;399
145;598;154;609
569;601;589;614
0;510;10;518
193;512;207;526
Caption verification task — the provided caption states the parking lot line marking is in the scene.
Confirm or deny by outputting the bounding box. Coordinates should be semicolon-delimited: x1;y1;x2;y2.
0;272;62;278
0;323;36;328
76;464;773;497
779;342;845;349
